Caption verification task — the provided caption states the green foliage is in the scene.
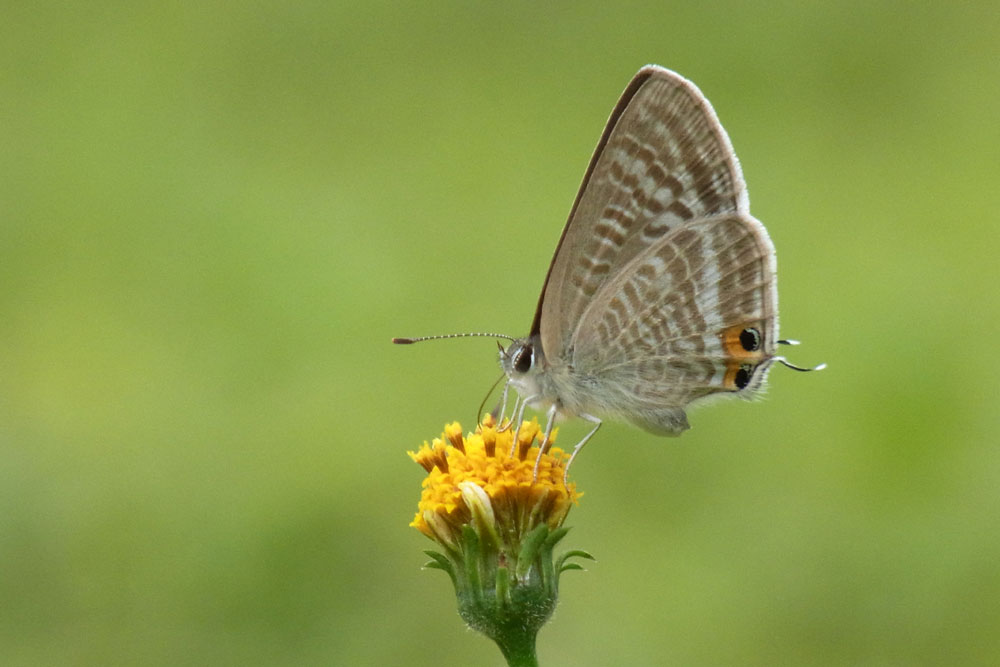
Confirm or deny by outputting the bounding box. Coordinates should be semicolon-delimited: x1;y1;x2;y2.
3;2;999;665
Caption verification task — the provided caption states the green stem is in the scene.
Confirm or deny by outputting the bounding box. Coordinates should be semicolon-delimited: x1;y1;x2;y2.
494;624;539;667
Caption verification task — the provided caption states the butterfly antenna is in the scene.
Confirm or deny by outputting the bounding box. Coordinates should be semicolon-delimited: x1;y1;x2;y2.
392;332;515;344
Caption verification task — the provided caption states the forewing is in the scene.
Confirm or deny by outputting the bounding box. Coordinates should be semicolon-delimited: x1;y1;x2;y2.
534;66;749;362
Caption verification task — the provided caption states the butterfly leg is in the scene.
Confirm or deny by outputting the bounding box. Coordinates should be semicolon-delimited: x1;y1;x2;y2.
563;414;602;488
497;388;519;434
509;395;535;457
495;381;510;428
532;404;559;481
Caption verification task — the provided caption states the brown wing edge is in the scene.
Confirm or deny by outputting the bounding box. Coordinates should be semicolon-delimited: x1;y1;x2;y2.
528;65;664;339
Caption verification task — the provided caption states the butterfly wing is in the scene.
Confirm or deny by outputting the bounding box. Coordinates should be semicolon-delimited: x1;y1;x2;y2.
533;66;751;361
533;66;777;433
570;211;777;434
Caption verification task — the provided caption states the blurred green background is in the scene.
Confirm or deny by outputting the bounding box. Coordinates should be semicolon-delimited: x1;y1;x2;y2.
3;2;999;665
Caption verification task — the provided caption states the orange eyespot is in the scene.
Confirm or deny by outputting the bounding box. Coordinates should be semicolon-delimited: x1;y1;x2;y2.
719;323;767;361
722;363;754;390
719;323;768;391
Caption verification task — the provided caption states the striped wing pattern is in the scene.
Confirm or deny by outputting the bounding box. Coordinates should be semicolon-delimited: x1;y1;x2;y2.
535;67;777;432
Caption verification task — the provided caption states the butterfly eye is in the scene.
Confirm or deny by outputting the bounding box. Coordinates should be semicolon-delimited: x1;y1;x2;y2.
739;328;761;352
513;344;533;373
734;364;753;390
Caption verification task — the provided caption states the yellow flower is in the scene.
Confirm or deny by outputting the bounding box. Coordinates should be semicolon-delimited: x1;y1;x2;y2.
407;414;593;665
408;414;581;551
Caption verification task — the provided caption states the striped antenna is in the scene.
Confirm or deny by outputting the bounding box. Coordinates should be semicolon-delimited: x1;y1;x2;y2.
392;332;515;344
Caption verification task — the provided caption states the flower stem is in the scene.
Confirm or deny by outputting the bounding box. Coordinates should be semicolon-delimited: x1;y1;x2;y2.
494;623;539;667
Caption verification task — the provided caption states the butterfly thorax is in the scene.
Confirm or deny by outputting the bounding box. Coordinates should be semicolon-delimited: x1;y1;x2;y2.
501;335;610;421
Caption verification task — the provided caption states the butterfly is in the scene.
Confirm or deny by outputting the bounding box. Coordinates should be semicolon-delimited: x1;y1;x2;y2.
396;65;820;479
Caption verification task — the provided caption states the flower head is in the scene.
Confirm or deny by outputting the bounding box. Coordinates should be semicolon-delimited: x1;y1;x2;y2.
409;415;580;550
408;415;592;666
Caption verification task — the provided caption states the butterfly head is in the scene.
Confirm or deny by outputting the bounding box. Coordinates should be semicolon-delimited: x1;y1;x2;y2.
499;336;547;399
